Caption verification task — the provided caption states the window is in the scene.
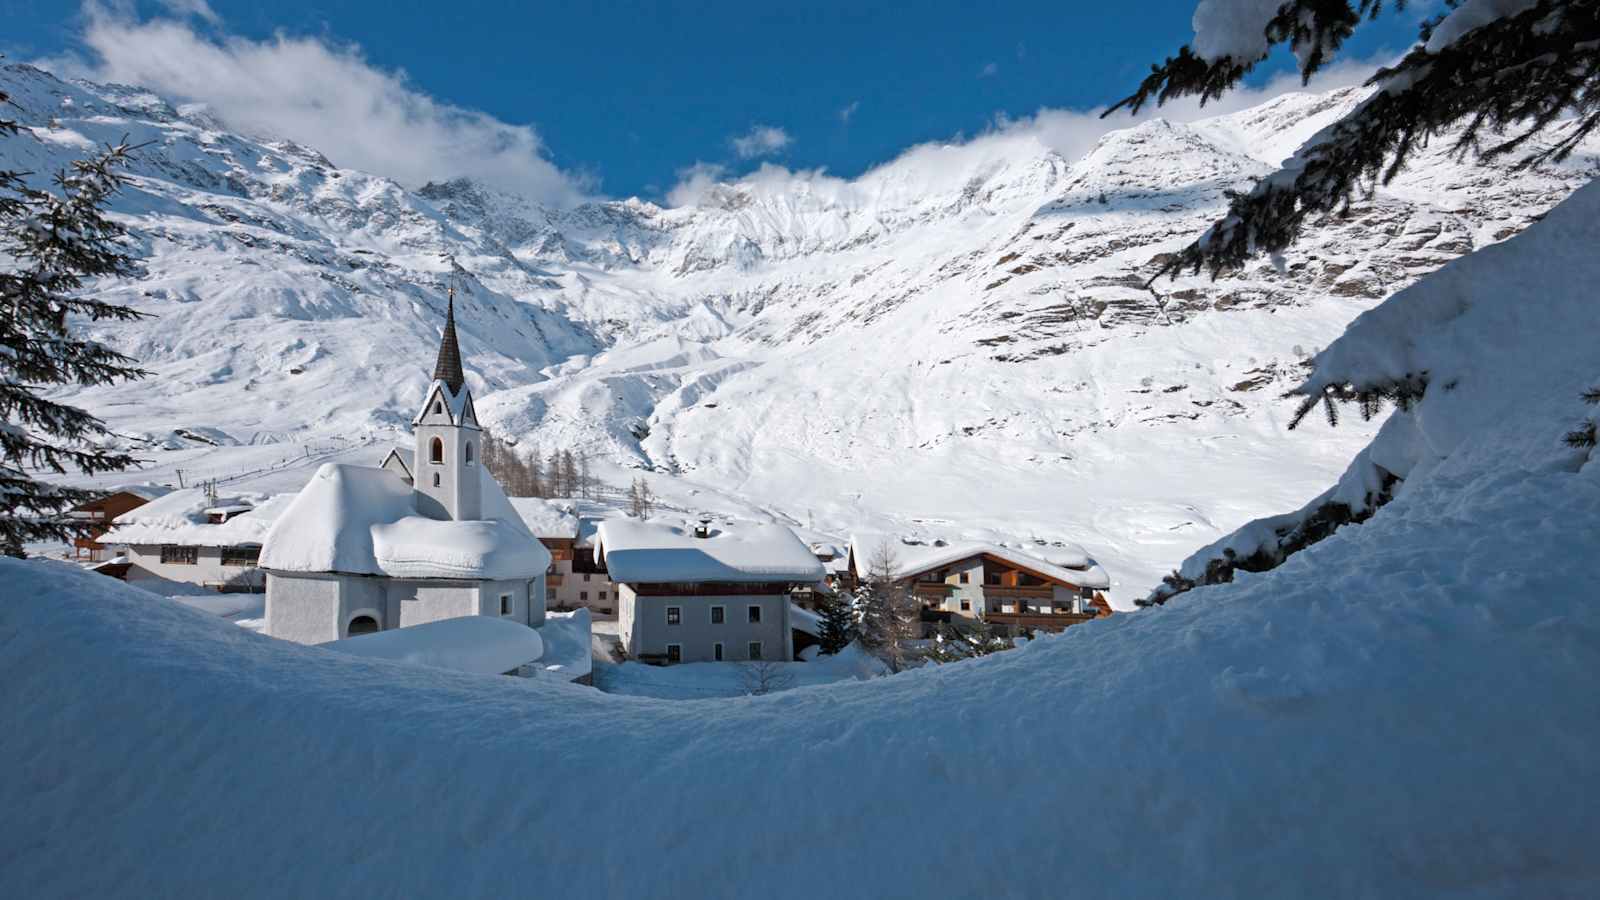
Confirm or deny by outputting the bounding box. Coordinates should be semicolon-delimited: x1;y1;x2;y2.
986;573;1002;586
666;644;682;664
465;442;475;466
711;605;725;625
959;572;970;584
667;606;681;626
598;591;607;601
960;599;971;612
747;605;762;624
160;545;198;565
748;642;763;661
432;399;443;416
583;573;591;582
429;437;444;464
713;643;724;661
347;615;379;636
220;545;259;567
432;473;441;487
499;594;512;616
1080;586;1096;600
579;591;588;602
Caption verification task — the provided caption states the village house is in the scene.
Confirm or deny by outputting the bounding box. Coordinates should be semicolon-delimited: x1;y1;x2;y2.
846;535;1112;634
66;486;169;561
510;500;620;616
596;518;826;664
258;292;554;645
100;488;291;591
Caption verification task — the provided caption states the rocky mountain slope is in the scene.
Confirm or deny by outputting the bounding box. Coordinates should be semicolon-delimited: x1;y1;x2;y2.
7;61;1596;600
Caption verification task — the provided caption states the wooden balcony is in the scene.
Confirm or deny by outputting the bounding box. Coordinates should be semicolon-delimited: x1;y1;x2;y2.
545;574;564;588
982;610;1098;633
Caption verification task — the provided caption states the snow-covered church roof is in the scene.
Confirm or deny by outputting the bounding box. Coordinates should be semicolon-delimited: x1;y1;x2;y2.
596;519;825;584
259;463;550;581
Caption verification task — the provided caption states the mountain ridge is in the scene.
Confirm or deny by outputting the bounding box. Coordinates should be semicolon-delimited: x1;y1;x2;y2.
8;61;1596;600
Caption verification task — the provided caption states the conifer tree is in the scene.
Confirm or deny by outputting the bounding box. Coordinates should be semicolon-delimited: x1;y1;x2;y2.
816;591;858;655
855;541;919;672
1;93;148;556
1112;0;1600;427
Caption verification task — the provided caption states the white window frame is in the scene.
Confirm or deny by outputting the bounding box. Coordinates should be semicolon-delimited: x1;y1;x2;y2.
713;642;724;661
747;604;761;624
666;605;682;626
747;641;763;661
499;593;512;616
711;605;725;625
666;643;682;664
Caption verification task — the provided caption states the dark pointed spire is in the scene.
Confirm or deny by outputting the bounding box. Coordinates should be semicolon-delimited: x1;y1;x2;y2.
432;286;465;394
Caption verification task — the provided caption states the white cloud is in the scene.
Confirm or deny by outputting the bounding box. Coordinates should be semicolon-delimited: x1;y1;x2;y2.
978;62;999;78
839;100;860;125
157;0;220;24
730;124;792;159
41;3;589;206
667;54;1395;209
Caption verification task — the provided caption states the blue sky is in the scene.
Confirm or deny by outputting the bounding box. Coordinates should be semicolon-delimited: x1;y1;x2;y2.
5;1;1431;203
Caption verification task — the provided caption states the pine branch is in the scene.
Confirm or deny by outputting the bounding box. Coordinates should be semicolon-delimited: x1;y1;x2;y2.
1112;0;1599;283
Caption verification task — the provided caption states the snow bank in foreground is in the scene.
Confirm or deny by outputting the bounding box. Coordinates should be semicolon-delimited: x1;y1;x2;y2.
5;186;1600;892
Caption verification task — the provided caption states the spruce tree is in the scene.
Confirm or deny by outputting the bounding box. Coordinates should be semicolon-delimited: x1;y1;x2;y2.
1112;0;1600;427
1;92;148;556
816;591;858;655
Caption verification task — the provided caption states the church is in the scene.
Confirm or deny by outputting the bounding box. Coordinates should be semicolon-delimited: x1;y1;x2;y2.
260;292;551;645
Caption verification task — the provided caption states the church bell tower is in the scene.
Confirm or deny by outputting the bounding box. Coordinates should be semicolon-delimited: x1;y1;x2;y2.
412;287;483;521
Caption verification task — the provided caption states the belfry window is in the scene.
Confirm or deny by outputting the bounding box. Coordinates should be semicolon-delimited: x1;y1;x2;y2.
430;437;444;464
433;400;442;416
465;442;475;466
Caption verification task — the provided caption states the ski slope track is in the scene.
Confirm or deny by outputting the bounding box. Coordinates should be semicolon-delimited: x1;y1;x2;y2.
6;62;1599;601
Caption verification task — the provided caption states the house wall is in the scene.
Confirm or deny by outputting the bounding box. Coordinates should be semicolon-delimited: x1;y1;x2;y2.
125;544;264;591
542;538;618;616
621;586;793;663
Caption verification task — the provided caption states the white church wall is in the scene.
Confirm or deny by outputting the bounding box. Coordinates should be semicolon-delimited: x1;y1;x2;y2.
265;572;345;645
393;581;481;628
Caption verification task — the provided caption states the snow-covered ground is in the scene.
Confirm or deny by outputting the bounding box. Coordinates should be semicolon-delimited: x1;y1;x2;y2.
594;643;886;699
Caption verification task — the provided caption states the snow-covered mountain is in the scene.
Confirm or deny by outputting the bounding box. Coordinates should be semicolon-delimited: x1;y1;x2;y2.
7;62;1596;601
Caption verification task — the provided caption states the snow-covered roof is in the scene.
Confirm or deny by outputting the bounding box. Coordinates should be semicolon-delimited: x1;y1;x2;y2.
102;484;173;502
103;489;293;547
509;497;580;539
322;616;543;676
790;603;821;637
596;519;825;584
259;463;550;581
411;379;475;427
848;533;1111;591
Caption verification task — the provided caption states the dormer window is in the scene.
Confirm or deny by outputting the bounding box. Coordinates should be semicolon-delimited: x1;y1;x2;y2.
430;437;444;464
464;442;475;466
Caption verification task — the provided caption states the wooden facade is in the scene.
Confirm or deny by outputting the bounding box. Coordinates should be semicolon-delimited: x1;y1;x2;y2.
69;491;154;561
851;547;1112;635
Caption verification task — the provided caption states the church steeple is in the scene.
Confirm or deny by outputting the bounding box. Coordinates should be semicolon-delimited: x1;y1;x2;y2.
432;287;465;395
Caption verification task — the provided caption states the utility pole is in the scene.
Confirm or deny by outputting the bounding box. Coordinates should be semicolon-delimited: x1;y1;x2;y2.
175;469;185;489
